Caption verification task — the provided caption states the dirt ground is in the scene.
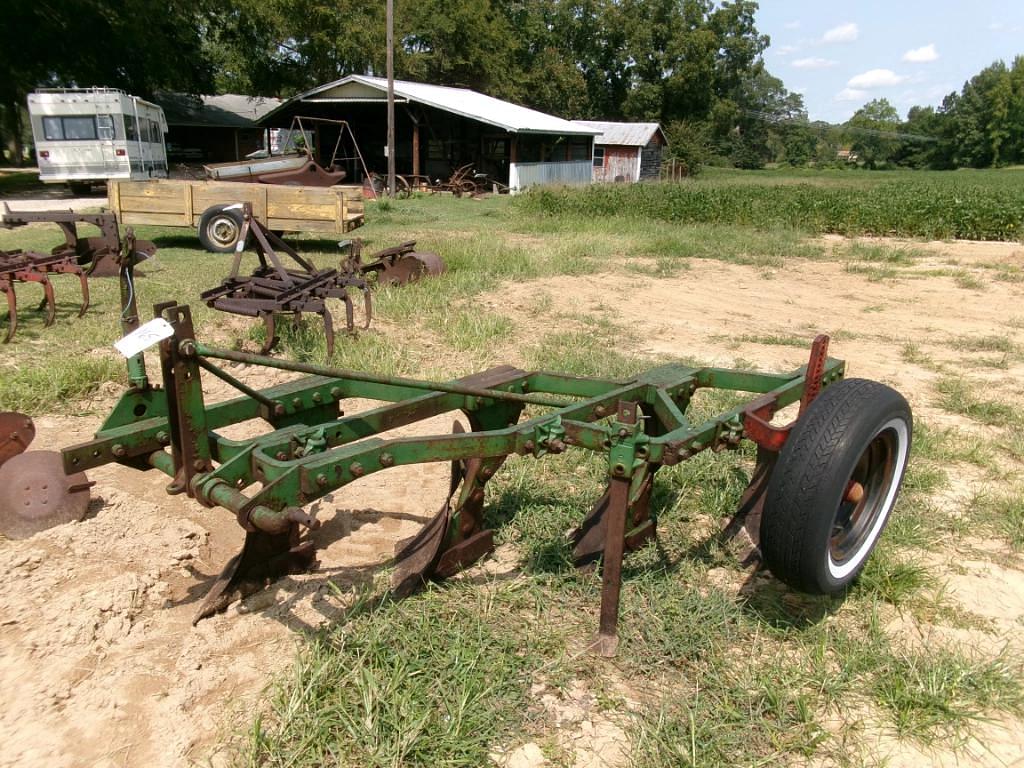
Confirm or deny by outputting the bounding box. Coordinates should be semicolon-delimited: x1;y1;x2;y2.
2;236;1023;767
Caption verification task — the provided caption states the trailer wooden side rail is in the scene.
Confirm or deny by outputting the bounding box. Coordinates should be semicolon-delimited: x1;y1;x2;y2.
108;179;365;251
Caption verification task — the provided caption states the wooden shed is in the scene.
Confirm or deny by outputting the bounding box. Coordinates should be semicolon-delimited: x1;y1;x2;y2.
572;121;667;183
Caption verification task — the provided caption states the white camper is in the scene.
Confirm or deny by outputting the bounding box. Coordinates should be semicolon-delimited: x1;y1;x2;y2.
27;88;169;192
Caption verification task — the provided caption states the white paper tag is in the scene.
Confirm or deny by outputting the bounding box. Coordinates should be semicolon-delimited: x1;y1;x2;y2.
114;318;175;358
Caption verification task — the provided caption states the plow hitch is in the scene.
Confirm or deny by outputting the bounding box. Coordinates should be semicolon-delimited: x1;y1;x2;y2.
53;297;913;654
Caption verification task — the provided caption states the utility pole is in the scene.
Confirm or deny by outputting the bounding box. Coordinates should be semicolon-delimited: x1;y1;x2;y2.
386;0;396;198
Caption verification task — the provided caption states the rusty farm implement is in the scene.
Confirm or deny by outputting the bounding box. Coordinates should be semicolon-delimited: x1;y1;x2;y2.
200;204;444;355
0;206;156;343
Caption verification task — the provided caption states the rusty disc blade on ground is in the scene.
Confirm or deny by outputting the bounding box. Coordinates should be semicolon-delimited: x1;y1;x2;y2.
0;411;35;468
0;450;92;539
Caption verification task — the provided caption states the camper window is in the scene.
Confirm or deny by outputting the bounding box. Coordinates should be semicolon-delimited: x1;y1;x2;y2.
148;119;161;143
63;117;98;140
97;114;115;140
43;117;63;141
125;116;137;141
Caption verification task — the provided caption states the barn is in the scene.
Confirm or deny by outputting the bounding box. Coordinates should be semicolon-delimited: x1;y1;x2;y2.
259;75;600;191
155;93;282;163
572;121;667;183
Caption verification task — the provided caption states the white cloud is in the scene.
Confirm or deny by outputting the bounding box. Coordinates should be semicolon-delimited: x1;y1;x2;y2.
822;22;858;43
792;57;838;70
776;45;799;56
784;20;801;30
902;44;938;63
835;88;869;102
847;69;908;89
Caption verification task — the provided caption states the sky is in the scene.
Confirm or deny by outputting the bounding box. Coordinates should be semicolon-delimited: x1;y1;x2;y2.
756;1;1024;124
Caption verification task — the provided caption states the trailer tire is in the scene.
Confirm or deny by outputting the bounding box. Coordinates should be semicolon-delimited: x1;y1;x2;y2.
198;205;246;253
760;379;912;595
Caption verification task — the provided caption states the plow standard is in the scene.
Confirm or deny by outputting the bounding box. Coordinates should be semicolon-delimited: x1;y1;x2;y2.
0;286;912;653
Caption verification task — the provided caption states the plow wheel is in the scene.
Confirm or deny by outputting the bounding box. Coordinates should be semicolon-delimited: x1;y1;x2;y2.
0;411;35;468
391;422;505;597
194;523;318;624
569;466;658;566
0;450;93;539
760;379;912;595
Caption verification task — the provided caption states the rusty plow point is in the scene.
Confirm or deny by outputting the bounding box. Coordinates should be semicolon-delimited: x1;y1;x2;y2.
259;313;278;355
41;279;56;327
390;422;466;598
77;271;90;317
721;447;777;567
193;525;317;624
589;474;631;658
0;450;93;540
322;308;336;358
570;472;656;566
0;412;36;468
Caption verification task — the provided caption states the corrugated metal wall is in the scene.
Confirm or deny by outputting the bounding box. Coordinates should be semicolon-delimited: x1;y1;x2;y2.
593;146;639;182
511;159;592;189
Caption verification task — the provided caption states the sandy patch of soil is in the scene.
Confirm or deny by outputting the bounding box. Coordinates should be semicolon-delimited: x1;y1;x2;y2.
2;237;1024;767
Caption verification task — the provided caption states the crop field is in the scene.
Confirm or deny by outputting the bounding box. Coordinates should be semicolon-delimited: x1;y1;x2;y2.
1;170;1023;768
519;167;1024;241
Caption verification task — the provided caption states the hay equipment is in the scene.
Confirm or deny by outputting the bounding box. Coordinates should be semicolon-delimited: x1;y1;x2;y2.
200;204;443;355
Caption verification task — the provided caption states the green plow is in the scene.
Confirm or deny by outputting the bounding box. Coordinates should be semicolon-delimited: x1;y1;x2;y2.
54;294;912;654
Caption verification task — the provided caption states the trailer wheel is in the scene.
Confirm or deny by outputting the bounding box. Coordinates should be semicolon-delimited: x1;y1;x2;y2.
760;379;912;595
198;205;246;253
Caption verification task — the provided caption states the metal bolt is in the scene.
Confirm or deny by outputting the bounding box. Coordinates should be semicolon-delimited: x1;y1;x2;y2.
292;397;302;409
523;440;535;453
316;474;328;487
193;459;206;471
547;439;567;454
156;431;170;446
178;339;197;357
595;405;607;417
618;427;629;438
481;467;494;479
379;453;395;467
112;444;127;458
312;392;323;404
330;387;342;399
273;404;285;417
275;451;288;461
676;449;692;461
350;462;364;477
613;463;626;476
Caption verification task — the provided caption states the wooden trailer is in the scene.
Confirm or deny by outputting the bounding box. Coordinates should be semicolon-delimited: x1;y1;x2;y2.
108;179;365;252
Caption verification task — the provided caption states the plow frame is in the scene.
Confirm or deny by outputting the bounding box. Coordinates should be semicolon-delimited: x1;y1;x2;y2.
63;300;844;652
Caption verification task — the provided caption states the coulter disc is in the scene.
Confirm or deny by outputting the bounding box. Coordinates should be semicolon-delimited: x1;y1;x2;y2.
0;450;92;539
0;411;35;468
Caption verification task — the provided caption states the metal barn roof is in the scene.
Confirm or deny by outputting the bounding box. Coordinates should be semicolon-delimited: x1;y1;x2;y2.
572;121;665;147
262;75;600;136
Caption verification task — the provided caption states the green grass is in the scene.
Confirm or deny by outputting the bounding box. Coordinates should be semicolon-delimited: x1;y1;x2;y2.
2;185;1023;766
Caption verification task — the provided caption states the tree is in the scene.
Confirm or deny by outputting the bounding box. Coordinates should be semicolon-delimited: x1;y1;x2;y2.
846;98;900;168
0;0;218;162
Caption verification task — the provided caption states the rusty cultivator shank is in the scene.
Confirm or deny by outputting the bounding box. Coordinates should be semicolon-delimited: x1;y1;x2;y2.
0;206;156;343
54;295;912;653
200;204;443;356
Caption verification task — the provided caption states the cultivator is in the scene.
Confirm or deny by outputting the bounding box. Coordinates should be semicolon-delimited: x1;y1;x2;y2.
0;206;157;342
1;205;156;277
0;247;90;342
200;204;443;355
